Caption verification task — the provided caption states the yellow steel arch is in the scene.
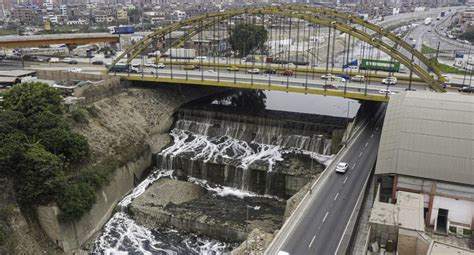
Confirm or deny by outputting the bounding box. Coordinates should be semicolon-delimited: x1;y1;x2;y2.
110;7;444;92
281;5;444;84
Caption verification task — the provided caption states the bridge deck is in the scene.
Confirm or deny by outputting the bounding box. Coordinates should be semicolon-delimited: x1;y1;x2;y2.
0;33;119;47
121;74;390;102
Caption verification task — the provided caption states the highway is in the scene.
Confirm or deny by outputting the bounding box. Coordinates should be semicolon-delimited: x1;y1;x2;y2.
266;105;385;255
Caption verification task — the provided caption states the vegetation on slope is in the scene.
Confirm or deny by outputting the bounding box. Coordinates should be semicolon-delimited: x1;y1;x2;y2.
0;82;101;222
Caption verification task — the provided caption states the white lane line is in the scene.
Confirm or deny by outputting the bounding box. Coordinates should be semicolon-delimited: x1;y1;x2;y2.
308;235;316;247
359;152;363;158
343;176;348;184
365;142;369;147
323;212;329;222
334;193;339;201
371;134;374;138
352;163;357;169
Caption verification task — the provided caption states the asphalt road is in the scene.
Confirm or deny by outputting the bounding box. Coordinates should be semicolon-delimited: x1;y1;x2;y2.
267;105;385;255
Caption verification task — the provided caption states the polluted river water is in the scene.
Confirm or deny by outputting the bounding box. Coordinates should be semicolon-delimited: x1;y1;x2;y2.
93;90;360;254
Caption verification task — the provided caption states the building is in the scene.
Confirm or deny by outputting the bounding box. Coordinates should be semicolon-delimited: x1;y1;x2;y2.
11;7;39;25
116;8;127;21
59;4;67;15
370;91;474;253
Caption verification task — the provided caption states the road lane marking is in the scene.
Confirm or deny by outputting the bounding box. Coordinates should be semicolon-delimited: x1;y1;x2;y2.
352;163;357;169
365;142;369;147
371;134;374;138
334;193;339;201
343;176;348;183
359;152;363;158
323;212;329;222
308;235;316;247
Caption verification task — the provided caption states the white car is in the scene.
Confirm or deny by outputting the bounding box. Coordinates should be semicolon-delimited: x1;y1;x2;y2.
335;162;349;174
196;56;207;60
379;89;396;95
441;74;451;83
351;75;365;82
205;70;215;74
62;57;72;63
247;68;260;74
68;67;82;73
49;57;60;63
382;77;397;85
321;74;336;80
145;63;165;68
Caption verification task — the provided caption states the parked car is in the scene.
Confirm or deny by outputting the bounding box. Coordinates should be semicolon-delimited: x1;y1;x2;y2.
458;86;474;93
195;56;207;60
68;59;78;64
382;77;397;85
92;60;104;65
281;70;293;76
351;75;365;82
335;162;349;174
247;68;260;74
227;66;239;71
62;57;72;63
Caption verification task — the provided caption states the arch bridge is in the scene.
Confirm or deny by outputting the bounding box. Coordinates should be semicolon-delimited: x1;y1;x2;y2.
110;5;446;102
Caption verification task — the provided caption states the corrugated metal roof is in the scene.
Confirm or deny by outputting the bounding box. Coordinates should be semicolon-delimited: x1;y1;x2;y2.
376;91;474;186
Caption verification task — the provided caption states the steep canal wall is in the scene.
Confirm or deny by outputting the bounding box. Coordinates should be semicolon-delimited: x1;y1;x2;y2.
35;83;224;253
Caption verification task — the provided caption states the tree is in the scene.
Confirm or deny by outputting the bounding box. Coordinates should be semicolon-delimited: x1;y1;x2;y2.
14;144;65;205
0;111;27;177
229;24;268;57
38;128;90;165
57;182;96;222
3;82;63;117
230;90;267;114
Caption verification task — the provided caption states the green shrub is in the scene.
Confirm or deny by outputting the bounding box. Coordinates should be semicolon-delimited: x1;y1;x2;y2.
57;182;96;222
86;105;100;118
71;109;89;124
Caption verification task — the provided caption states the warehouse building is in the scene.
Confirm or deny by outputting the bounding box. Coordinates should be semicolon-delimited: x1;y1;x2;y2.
368;91;473;254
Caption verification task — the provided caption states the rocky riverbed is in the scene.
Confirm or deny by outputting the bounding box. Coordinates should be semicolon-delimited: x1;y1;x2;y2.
130;178;285;242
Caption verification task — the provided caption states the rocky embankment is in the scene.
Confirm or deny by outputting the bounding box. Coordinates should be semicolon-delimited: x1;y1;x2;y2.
75;85;223;162
130;179;285;243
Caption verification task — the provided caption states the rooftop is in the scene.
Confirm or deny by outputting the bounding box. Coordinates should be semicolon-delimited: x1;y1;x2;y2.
428;241;474;255
369;191;425;231
376;91;474;186
0;70;37;77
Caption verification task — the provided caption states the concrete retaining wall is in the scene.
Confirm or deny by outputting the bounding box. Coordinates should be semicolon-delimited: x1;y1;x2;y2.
36;70;109;82
37;149;152;253
73;77;125;105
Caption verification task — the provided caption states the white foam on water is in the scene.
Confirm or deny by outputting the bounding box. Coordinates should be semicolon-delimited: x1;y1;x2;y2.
94;169;234;254
188;177;260;199
118;170;174;208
